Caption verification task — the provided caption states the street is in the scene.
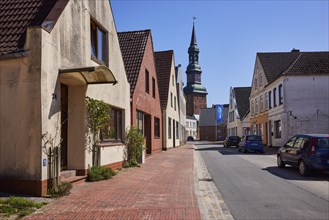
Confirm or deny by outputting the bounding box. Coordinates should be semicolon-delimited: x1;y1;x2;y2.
195;142;329;220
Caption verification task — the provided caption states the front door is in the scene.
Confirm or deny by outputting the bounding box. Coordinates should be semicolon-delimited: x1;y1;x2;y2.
144;114;152;154
60;84;68;170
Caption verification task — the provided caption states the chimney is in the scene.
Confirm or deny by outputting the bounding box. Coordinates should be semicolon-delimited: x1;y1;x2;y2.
291;48;300;52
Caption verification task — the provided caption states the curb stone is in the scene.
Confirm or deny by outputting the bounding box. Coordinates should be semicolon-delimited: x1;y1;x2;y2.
194;146;234;220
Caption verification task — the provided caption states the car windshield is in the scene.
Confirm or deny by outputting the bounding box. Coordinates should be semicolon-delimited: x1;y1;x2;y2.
246;135;261;141
230;136;240;140
316;137;329;148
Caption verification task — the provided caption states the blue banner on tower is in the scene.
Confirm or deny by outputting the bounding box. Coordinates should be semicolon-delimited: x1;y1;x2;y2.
216;105;224;124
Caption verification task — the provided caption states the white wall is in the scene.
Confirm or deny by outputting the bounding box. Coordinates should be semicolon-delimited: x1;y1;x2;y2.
268;75;329;146
163;57;180;149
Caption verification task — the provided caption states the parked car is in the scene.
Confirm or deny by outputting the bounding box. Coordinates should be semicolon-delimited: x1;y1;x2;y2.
223;136;241;148
277;134;329;176
187;136;194;141
238;135;264;153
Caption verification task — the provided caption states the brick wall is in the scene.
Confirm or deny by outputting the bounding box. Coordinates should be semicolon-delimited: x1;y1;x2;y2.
131;34;163;154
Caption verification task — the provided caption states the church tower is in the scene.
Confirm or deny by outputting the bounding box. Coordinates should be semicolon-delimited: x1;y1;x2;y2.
183;20;208;116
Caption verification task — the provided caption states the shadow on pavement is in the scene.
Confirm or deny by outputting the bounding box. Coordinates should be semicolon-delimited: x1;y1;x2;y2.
262;166;329;181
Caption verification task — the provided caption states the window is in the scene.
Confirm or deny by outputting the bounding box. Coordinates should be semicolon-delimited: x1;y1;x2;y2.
154;117;160;138
174;96;176;111
273;88;277;107
172;75;174;86
145;70;149;93
171;93;173;108
255;98;258;114
152;77;156;98
176;121;179;139
279;84;283;105
101;107;123;142
265;92;268;110
168;118;172;139
269;91;272;109
294;137;307;148
251;100;254;116
254;78;258;89
260;95;263;112
136;111;144;134
286;136;297;147
90;20;107;64
229;111;235;122
275;120;281;138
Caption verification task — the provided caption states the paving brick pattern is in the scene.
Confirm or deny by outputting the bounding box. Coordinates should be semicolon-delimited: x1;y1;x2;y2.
25;145;201;220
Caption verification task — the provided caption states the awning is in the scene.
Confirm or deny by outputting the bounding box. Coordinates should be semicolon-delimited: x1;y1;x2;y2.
59;66;117;86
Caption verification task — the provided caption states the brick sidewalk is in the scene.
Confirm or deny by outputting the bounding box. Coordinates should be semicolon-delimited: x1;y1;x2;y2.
25;144;201;220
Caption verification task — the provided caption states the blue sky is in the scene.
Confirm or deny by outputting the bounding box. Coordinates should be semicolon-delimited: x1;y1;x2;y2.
111;0;329;106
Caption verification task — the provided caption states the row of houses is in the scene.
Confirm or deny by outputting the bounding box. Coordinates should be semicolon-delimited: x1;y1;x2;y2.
227;49;329;146
0;0;187;196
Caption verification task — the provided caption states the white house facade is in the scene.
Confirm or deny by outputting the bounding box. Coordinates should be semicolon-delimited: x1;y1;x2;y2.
176;64;187;145
227;87;251;137
0;0;130;196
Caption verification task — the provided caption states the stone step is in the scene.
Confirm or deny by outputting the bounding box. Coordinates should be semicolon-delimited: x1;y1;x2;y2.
60;170;76;179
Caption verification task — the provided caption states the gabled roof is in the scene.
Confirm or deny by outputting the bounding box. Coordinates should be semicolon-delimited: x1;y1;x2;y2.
283;52;329;75
117;29;151;97
233;87;251;119
0;0;68;57
257;50;329;84
257;51;300;84
154;50;174;109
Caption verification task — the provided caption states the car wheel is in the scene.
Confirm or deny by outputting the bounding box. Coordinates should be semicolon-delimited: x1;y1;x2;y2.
299;160;309;176
243;148;248;153
277;155;285;168
238;148;241;152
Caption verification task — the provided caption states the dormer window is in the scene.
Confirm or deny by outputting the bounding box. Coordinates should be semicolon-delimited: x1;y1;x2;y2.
90;20;108;64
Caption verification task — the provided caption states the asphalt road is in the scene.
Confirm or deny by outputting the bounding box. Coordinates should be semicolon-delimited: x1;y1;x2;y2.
195;143;329;220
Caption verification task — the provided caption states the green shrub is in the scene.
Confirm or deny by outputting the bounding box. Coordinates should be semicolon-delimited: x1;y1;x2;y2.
87;166;115;182
0;196;47;217
123;159;140;168
126;127;144;162
48;181;72;197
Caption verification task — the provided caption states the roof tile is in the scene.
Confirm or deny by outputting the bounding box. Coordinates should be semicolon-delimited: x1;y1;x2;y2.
154;50;174;109
117;30;151;97
257;50;329;83
0;0;58;56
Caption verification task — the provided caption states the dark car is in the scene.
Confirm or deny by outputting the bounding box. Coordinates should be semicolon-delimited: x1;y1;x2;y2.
277;134;329;176
238;135;264;153
223;136;241;148
187;136;194;141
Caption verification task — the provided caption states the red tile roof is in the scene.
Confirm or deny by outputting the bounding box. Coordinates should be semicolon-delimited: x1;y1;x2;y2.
154;50;174;109
117;30;150;97
0;0;65;56
257;50;329;83
284;52;329;75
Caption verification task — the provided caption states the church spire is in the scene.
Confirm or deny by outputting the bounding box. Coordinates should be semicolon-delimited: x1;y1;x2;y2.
190;17;197;46
183;17;208;116
186;18;201;78
184;18;207;95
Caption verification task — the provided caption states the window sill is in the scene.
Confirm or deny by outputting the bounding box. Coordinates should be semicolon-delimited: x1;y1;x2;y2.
98;141;125;148
154;137;160;139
